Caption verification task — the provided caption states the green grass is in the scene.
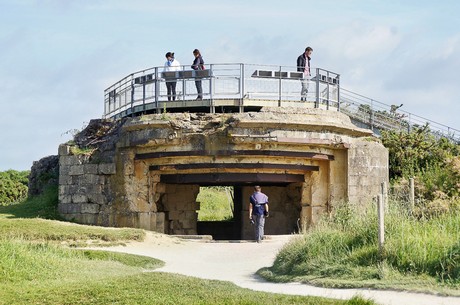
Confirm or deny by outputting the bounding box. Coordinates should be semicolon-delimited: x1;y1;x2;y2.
0;190;374;304
0;186;144;246
0;234;370;305
0;218;145;247
0;240;161;284
197;186;234;221
2;271;372;305
259;200;460;296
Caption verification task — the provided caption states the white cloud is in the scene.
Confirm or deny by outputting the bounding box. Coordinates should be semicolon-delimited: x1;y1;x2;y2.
313;21;401;61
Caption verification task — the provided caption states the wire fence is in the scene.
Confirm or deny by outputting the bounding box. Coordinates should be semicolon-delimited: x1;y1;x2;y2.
340;88;460;142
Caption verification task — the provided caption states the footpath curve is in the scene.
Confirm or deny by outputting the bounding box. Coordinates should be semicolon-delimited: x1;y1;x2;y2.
100;233;460;305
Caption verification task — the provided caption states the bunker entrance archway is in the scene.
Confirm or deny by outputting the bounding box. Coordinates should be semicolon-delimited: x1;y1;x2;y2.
155;172;311;240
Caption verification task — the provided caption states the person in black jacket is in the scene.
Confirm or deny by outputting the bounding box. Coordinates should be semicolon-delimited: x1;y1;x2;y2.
297;47;313;101
191;49;204;100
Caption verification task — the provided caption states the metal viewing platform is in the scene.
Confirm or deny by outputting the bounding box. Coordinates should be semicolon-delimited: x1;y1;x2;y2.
104;63;459;142
104;63;340;118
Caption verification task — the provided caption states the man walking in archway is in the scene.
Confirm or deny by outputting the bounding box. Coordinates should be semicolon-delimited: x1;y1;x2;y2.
249;186;269;243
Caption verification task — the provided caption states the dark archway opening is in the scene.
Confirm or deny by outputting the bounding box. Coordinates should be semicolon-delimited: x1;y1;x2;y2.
159;172;305;240
196;186;243;240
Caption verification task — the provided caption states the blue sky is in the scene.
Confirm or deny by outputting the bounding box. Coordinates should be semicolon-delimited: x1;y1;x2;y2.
1;0;459;171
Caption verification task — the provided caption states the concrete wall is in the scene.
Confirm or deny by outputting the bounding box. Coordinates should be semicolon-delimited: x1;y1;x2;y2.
58;144;116;225
160;183;200;235
348;139;389;205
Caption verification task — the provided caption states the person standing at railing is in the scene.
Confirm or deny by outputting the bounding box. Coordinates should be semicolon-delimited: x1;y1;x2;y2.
164;52;181;101
191;49;205;100
297;47;313;101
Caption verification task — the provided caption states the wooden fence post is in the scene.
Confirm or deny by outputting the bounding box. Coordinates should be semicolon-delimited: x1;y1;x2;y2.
409;177;415;213
381;181;388;212
377;194;385;256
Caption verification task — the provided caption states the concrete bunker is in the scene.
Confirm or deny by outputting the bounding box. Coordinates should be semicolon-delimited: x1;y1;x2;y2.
58;108;389;240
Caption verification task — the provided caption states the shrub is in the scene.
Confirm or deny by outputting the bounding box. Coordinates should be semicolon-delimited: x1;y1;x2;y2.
382;127;460;201
0;170;29;205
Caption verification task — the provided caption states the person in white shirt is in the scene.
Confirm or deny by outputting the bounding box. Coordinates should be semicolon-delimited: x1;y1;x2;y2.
164;52;181;101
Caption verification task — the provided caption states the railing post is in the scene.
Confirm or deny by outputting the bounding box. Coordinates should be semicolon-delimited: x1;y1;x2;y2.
337;74;341;112
315;68;320;108
240;63;244;113
130;78;135;118
210;64;214;102
154;67;160;114
326;70;330;110
210;64;215;114
142;82;146;115
278;65;282;106
182;65;186;103
370;99;375;132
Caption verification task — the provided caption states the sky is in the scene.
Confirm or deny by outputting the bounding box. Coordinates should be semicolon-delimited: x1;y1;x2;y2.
1;0;459;171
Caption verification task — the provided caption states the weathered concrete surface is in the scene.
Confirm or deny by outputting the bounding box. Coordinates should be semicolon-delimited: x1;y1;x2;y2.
58;107;389;237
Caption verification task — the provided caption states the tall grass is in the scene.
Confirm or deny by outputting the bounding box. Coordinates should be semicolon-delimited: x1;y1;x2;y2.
260;200;460;295
385;207;460;281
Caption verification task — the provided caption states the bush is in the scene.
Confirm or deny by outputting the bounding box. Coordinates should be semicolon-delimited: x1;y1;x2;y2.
0;170;29;205
381;127;460;201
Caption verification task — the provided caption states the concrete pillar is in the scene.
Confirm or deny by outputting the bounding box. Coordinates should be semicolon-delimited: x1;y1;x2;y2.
300;172;312;232
300;161;330;229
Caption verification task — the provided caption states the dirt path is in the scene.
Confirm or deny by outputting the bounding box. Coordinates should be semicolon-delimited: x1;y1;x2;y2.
99;233;460;305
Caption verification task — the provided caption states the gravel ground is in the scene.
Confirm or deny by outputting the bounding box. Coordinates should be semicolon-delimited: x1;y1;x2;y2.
99;233;460;305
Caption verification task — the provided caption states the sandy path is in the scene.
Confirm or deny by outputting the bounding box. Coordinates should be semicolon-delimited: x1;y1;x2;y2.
98;233;460;305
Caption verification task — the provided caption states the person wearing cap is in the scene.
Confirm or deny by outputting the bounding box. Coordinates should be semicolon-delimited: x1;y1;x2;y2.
191;49;204;100
164;52;181;101
297;47;313;101
249;185;269;243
